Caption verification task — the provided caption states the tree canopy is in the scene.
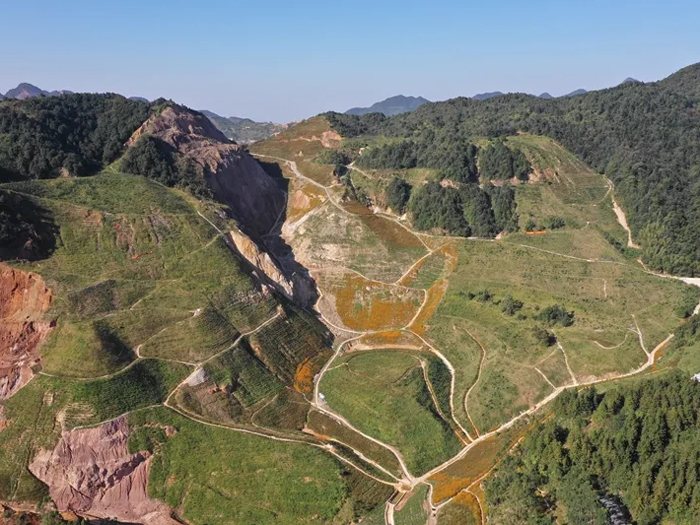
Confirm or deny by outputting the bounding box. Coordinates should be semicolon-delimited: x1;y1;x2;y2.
0;93;150;181
326;68;700;276
486;370;700;524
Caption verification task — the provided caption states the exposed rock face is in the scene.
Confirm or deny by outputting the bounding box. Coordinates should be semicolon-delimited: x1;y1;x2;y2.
29;417;178;525
127;105;286;237
0;264;53;400
227;228;317;307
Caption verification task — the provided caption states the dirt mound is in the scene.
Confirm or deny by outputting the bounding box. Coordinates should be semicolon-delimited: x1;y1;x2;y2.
128;105;286;238
29;416;178;525
0;264;53;400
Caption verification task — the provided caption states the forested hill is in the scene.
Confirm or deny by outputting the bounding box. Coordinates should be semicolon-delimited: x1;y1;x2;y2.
324;62;700;276
0;93;154;180
345;95;430;116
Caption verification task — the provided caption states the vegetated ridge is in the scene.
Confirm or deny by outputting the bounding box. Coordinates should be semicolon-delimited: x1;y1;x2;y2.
200;109;288;144
2;63;700;525
324;61;700;276
346;95;430;116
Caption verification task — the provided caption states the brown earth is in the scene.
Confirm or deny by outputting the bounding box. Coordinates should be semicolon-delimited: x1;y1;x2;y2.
127;105;286;238
0;264;53;400
29;416;179;525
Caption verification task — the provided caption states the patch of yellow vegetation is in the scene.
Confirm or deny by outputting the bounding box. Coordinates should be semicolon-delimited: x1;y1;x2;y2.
293;354;326;393
288;183;326;222
356;330;424;350
333;274;422;331
429;435;502;503
250;117;335;160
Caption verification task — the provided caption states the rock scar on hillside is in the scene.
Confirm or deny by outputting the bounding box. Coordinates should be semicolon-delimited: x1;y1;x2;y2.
127;105;286;238
0;264;53;400
29;416;179;525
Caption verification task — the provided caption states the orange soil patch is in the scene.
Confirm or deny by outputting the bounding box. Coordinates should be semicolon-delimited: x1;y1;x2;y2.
343;200;425;251
526;230;547;235
429;435;503;503
0;264;53;400
334;274;422;331
293;354;325;393
288;183;326;222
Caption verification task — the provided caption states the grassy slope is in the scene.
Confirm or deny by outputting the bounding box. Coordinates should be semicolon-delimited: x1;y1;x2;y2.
128;407;377;525
0;170;387;523
252;121;698;490
320;350;463;475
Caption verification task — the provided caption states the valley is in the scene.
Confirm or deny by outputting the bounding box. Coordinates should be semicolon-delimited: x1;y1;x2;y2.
1;76;700;524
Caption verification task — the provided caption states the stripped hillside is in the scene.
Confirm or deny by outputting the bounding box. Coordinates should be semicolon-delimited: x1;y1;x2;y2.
250;115;700;523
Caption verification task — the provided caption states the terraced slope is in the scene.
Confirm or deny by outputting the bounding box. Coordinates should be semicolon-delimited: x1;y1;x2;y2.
250;119;700;523
1;109;699;525
0;170;391;523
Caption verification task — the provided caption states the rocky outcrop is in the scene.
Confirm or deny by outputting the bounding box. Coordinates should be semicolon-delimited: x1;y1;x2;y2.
29;417;178;525
127;105;286;237
227;228;317;308
0;264;53;400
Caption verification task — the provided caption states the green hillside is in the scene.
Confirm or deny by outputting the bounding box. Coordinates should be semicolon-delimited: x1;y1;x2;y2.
0;169;389;523
325;69;700;276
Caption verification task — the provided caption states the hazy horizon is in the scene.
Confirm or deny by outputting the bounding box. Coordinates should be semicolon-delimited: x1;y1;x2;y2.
2;0;700;122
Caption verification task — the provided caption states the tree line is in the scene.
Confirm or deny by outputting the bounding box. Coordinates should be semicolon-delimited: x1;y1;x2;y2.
485;369;700;524
325;63;700;276
0;93;151;181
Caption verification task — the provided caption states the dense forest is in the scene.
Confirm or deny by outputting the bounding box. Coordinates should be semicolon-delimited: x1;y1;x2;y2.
0;93;151;180
355;134;479;183
485;368;700;524
325;63;700;276
390;179;517;238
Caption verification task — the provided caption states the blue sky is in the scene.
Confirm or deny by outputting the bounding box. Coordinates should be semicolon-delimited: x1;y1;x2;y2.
1;1;699;122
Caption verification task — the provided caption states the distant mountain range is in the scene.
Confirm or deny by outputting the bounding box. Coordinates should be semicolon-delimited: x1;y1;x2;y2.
347;80;639;117
345;95;430;116
2;82;73;99
200;110;287;144
0;82;150;103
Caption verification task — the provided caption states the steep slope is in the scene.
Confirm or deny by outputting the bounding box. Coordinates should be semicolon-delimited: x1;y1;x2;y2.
0;265;53;400
346;95;430;116
126;104;286;238
29;417;178;524
0;167;387;523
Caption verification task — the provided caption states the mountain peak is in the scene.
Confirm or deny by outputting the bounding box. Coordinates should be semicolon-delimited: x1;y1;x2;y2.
472;91;504;101
345;95;429;116
5;82;48;99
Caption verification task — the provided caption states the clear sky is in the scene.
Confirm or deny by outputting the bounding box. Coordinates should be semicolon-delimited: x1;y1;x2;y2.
1;0;699;122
